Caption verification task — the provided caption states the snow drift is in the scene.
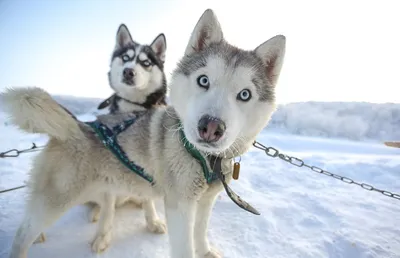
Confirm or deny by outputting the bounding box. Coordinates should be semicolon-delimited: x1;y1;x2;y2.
266;101;400;141
1;94;399;141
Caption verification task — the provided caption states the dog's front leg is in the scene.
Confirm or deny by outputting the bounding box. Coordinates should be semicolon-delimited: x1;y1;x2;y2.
142;199;167;234
91;193;116;253
164;195;196;258
194;190;221;258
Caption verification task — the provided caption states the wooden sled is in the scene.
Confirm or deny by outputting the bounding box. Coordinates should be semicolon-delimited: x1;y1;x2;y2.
384;141;400;148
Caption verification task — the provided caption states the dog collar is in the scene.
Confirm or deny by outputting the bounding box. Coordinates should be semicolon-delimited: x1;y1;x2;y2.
178;126;260;215
97;91;166;111
179;128;219;184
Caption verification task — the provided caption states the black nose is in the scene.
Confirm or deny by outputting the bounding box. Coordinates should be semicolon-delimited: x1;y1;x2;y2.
197;115;226;143
123;68;135;80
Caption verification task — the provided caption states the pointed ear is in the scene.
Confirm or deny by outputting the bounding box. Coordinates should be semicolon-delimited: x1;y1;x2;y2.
255;35;286;86
184;9;223;56
150;33;167;63
115;24;133;49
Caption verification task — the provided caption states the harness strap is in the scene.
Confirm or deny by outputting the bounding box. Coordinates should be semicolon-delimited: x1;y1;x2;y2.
179;128;218;184
86;117;259;215
85;119;154;184
179;126;260;215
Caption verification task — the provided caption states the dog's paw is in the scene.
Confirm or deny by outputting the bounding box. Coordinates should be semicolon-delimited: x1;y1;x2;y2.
33;233;46;244
203;248;222;258
89;206;101;223
146;219;167;234
91;233;112;253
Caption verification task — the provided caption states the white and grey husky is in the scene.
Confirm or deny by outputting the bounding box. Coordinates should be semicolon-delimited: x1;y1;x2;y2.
1;9;286;258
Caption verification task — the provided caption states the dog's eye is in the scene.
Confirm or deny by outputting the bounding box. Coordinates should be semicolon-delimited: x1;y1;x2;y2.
142;60;151;67
197;75;210;89
122;55;130;62
237;89;252;101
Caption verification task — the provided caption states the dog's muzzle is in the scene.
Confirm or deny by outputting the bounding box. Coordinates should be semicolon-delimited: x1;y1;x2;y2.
123;68;135;86
197;115;226;143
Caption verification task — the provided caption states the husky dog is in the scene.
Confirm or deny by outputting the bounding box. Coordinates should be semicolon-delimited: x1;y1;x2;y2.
2;9;285;258
89;23;168;229
98;24;168;114
33;24;169;245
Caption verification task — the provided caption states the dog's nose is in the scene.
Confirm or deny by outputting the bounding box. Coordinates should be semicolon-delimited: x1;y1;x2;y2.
123;68;135;80
197;115;226;142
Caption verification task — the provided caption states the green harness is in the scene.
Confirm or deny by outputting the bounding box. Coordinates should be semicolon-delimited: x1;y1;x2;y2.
87;117;259;215
85;118;154;184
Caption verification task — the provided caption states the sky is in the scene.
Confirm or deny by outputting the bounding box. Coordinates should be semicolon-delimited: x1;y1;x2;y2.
0;0;399;104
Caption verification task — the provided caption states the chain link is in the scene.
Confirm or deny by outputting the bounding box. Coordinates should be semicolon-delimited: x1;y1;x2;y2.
0;143;45;158
1;141;398;200
253;141;400;201
0;143;45;194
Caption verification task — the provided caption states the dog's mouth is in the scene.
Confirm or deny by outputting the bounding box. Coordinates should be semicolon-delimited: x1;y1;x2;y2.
193;137;229;154
122;79;135;86
196;140;218;148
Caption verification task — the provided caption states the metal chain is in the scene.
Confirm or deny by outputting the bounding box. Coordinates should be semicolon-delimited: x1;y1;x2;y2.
253;141;400;201
0;143;45;194
0;185;26;194
0;143;45;158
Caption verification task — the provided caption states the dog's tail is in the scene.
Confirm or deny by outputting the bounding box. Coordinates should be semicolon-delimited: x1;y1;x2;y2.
0;87;84;141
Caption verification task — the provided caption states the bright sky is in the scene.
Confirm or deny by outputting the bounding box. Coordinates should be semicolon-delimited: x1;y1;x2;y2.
0;0;398;104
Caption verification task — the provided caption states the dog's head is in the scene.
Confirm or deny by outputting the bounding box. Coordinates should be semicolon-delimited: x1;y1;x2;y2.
108;24;167;101
169;9;286;156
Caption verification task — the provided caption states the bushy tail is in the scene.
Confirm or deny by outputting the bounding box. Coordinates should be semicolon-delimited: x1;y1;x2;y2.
0;86;83;141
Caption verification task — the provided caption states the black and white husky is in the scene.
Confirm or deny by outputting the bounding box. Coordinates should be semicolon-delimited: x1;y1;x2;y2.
91;24;168;233
97;23;168;114
33;24;169;245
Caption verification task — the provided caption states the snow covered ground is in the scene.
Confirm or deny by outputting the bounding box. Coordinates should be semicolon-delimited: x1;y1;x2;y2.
1;96;400;258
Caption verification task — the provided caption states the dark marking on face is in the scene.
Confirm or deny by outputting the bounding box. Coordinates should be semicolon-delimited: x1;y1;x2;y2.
141;46;164;69
111;42;138;61
106;36;169;114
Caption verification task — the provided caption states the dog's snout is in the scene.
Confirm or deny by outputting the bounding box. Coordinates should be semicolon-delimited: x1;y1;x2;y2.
123;68;135;80
197;115;226;143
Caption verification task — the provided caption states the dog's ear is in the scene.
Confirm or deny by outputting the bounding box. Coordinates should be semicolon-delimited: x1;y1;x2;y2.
116;24;133;49
254;35;286;87
150;33;167;63
184;9;223;56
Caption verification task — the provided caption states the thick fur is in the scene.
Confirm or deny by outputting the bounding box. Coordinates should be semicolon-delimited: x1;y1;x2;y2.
2;9;286;258
2;87;83;141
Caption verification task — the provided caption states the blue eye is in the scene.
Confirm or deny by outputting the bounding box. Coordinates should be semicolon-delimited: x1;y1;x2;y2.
237;89;252;101
197;75;210;89
122;55;130;61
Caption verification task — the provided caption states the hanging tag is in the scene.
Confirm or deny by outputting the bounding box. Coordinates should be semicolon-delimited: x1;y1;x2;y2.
233;162;240;180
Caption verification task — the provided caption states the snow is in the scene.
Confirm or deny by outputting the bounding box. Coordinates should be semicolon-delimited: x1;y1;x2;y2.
267;101;400;141
1;96;400;258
